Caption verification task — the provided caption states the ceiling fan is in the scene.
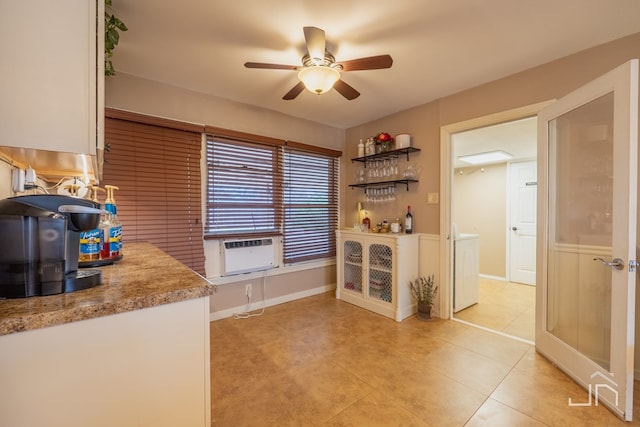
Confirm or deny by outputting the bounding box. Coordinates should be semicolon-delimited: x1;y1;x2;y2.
244;26;393;101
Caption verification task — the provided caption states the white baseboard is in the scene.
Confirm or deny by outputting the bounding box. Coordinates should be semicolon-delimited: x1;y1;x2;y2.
479;274;506;281
209;283;337;321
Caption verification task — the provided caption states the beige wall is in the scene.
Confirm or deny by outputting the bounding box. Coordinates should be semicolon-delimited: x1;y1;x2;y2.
344;101;441;234
453;163;507;278
105;73;345;150
343;32;640;235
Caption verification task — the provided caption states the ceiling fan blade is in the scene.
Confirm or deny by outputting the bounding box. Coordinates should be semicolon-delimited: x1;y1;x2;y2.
338;55;393;72
283;81;305;100
244;62;299;70
303;26;326;61
333;79;360;100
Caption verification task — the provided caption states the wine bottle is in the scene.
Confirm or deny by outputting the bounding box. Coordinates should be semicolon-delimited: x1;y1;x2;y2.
405;205;413;234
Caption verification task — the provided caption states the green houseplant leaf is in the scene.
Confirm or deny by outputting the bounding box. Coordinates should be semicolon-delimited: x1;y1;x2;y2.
104;0;128;76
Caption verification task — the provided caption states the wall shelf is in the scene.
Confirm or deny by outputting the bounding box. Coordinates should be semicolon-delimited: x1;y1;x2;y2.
349;179;418;191
351;147;421;165
350;146;420;192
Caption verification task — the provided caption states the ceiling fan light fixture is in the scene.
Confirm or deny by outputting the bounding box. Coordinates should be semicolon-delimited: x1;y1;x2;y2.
298;66;340;95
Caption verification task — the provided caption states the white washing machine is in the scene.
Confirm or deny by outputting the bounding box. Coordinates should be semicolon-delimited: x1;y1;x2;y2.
453;233;479;313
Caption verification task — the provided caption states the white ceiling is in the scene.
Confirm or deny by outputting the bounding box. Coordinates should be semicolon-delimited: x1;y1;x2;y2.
110;0;640;130
452;116;537;168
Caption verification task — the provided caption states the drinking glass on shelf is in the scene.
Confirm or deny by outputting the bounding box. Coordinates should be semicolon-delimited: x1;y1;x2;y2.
403;163;421;179
365;188;373;203
375;160;383;179
367;165;375;180
380;187;388;202
370;188;378;204
382;159;391;178
390;157;399;177
387;186;396;202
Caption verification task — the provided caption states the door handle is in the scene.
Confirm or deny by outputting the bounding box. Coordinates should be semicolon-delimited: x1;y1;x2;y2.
593;257;625;270
512;226;518;231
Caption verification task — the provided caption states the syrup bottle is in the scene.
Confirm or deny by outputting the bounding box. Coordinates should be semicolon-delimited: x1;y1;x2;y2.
79;186;105;262
100;185;123;260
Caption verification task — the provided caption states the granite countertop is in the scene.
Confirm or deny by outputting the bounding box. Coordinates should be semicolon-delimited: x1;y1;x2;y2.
0;242;215;336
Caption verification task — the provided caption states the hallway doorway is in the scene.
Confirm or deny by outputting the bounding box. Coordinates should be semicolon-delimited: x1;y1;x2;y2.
439;102;552;343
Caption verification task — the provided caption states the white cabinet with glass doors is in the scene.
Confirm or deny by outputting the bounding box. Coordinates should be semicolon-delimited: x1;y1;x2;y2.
336;230;419;321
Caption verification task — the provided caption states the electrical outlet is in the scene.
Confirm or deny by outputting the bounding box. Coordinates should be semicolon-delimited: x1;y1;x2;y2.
245;283;252;300
24;167;36;185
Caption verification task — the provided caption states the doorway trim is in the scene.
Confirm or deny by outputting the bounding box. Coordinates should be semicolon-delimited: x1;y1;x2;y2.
439;100;554;320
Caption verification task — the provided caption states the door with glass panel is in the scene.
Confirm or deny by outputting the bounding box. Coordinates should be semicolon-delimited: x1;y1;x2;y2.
536;59;638;420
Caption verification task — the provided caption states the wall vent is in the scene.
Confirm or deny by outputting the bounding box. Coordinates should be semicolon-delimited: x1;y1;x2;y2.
221;238;275;276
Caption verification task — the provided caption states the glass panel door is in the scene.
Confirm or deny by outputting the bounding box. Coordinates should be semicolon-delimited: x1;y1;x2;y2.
536;59;637;420
547;92;613;370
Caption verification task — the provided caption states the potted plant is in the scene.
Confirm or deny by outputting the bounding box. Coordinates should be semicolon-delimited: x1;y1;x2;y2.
105;0;128;76
409;275;438;320
374;131;394;152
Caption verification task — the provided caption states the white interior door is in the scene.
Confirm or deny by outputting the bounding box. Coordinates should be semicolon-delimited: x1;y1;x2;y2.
509;160;537;285
536;59;638;420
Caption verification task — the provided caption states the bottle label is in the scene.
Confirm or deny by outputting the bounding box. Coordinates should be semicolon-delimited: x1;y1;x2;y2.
109;225;123;254
79;229;101;260
101;225;122;258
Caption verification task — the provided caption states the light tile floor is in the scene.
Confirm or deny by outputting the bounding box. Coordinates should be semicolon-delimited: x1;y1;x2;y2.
211;292;638;426
454;277;536;342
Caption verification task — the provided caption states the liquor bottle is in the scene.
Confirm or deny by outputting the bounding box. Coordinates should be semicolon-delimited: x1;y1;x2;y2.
362;212;371;230
405;205;413;234
365;138;373;156
357;139;365;157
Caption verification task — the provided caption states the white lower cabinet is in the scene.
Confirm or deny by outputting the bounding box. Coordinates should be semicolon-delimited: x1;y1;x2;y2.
0;297;211;427
336;230;419;321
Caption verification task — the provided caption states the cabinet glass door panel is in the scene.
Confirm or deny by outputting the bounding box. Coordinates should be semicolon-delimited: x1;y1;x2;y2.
369;243;392;303
343;240;363;294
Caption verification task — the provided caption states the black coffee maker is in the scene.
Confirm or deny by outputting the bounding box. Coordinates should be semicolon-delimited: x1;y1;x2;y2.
0;195;103;298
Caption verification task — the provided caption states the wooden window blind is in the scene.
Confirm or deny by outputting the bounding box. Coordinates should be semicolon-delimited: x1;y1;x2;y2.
103;114;206;275
205;131;340;264
283;149;339;263
205;136;282;238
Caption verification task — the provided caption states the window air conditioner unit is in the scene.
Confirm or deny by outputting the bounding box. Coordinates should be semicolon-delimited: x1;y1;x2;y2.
221;238;275;276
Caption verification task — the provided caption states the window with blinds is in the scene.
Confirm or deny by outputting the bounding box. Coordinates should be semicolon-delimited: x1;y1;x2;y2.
205;133;340;264
283;149;339;263
103;111;206;275
205;138;282;237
